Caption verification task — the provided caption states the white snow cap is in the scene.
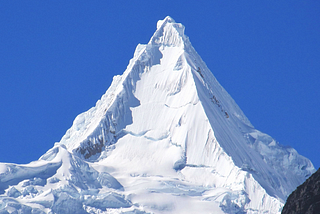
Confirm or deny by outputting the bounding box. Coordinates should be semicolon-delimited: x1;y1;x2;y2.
0;16;315;214
149;16;186;47
156;16;175;29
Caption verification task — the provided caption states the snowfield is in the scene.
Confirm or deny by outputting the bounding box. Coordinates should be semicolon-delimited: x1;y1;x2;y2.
0;16;315;214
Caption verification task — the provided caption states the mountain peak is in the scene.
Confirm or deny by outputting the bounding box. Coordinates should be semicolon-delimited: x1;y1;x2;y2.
156;16;176;29
0;16;315;214
149;16;186;47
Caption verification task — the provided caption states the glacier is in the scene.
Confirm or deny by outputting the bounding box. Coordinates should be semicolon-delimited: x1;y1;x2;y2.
0;16;315;214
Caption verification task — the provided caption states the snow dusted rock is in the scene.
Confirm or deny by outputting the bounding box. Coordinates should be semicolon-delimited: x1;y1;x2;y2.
0;16;315;213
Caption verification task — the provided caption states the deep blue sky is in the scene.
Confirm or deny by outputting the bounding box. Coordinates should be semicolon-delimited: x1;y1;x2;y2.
0;1;319;169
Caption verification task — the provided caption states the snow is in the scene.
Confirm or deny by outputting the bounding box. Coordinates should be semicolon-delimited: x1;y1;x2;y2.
0;16;315;213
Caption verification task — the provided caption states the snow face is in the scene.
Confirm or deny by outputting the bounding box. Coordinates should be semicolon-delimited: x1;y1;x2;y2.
0;16;315;214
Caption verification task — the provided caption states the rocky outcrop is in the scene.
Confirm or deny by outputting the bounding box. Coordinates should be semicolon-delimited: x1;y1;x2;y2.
282;168;320;214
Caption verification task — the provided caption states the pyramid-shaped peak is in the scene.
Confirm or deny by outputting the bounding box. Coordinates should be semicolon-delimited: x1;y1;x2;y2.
156;16;176;29
149;16;187;47
0;16;315;214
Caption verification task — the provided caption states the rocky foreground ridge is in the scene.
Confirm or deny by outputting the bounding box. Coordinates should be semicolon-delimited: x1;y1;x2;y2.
282;168;320;214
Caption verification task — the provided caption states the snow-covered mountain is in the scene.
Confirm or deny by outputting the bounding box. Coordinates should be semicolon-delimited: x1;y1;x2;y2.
0;16;315;214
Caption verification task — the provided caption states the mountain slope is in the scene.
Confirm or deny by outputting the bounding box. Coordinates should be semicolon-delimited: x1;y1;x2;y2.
0;16;315;214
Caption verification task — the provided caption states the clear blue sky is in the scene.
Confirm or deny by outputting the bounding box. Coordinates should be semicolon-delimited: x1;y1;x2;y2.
0;1;319;168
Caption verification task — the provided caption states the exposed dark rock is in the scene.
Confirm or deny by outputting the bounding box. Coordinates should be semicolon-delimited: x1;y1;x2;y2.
76;140;104;159
282;168;320;214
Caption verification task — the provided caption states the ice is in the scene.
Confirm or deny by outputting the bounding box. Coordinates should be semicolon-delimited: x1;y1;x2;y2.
83;193;132;210
22;185;38;196
51;192;87;214
0;161;61;194
0;196;45;214
6;187;21;198
97;172;123;190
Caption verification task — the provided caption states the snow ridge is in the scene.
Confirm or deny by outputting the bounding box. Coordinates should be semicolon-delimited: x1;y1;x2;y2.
0;16;315;214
